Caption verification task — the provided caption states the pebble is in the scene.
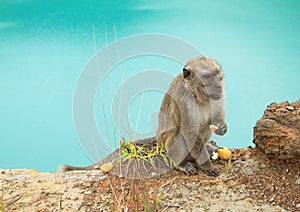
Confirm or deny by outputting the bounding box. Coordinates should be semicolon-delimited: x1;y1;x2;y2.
294;177;300;185
244;155;250;160
296;203;300;208
243;168;253;175
260;163;267;168
180;187;190;196
286;106;294;111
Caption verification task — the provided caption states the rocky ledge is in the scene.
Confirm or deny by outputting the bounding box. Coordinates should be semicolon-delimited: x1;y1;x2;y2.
1;100;299;211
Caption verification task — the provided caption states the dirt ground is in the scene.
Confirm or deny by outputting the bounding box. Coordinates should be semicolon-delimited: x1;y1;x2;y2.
1;147;299;211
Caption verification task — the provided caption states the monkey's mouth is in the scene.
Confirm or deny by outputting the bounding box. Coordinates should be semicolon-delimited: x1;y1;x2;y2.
205;88;223;100
208;93;222;100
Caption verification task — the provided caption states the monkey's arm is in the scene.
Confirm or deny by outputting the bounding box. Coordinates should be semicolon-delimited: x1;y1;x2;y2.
210;98;227;136
59;136;157;172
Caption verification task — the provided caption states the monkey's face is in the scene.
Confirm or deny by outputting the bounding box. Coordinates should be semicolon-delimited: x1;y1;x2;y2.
198;67;224;100
183;57;224;101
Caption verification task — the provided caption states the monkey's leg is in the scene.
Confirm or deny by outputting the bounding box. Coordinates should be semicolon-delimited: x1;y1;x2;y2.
177;156;199;175
167;133;199;175
196;142;219;177
134;136;157;145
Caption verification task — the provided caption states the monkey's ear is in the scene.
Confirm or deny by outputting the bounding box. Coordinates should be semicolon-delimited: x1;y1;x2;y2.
183;67;191;79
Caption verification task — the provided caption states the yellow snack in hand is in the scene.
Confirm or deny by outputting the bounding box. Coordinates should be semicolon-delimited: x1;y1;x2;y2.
217;147;231;160
210;125;218;133
99;162;113;172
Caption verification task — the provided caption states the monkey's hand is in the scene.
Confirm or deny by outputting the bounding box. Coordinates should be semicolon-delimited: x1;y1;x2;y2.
214;123;227;136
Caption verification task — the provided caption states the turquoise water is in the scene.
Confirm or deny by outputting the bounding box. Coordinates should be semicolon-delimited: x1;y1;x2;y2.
1;0;299;172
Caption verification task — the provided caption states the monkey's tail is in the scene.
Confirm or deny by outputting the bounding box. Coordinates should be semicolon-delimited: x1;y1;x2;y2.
58;164;94;172
58;136;157;173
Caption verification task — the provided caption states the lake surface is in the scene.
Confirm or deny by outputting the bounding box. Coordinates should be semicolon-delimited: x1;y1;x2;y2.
1;0;299;172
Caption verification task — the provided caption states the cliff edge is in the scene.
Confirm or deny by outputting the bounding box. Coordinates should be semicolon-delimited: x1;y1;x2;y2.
1;100;299;211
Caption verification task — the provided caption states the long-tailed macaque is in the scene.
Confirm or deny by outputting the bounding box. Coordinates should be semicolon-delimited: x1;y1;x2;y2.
157;56;227;176
60;56;227;177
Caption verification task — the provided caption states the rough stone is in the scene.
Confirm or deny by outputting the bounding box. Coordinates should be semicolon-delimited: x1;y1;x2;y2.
294;177;300;185
253;99;300;159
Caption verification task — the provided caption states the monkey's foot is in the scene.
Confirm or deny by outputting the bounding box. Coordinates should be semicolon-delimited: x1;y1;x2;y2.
178;162;199;175
203;169;219;177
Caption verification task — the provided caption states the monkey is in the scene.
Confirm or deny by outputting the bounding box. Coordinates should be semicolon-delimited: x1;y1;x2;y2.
156;56;227;177
60;56;227;177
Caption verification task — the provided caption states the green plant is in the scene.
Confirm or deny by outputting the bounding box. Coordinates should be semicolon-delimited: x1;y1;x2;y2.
201;182;208;212
226;157;231;174
91;25;164;211
0;184;4;212
141;181;161;212
105;174;162;211
120;138;176;169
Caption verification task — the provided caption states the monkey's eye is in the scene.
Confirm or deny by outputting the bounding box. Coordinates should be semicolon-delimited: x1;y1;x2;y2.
183;68;191;79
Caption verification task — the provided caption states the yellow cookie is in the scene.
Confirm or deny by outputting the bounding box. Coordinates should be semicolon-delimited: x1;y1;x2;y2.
217;147;231;160
99;162;113;172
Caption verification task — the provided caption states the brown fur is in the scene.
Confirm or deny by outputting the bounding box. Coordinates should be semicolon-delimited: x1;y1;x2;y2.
60;56;226;177
157;56;227;176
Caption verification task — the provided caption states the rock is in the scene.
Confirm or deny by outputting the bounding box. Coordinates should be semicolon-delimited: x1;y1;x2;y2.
253;99;300;159
295;177;300;185
286;106;294;111
243;168;254;175
2;148;296;212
